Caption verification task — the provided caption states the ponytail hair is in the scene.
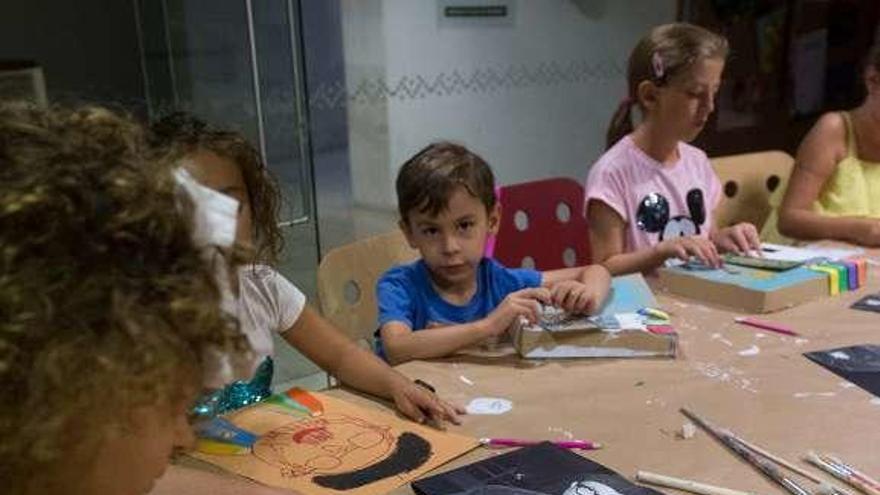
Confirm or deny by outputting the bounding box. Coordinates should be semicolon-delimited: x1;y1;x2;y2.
604;22;728;149
606;98;635;150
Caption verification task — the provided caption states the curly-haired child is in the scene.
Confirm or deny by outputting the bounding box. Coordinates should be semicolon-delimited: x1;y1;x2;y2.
150;113;463;427
0;103;252;495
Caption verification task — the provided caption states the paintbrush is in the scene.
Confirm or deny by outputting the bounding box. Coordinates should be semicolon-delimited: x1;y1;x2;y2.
805;452;880;495
680;407;813;495
636;471;759;495
822;455;880;493
726;433;854;495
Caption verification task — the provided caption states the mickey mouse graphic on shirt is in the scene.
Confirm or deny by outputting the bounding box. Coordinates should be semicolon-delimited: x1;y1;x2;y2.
635;188;706;240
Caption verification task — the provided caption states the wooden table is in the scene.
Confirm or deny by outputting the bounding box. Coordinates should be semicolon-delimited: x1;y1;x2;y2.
170;255;880;495
352;264;880;495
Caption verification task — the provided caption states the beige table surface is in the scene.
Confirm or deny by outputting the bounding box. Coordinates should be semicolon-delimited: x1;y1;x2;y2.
339;262;880;495
183;255;880;495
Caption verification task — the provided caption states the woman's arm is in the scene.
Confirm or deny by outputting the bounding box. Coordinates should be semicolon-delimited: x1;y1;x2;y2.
778;112;880;245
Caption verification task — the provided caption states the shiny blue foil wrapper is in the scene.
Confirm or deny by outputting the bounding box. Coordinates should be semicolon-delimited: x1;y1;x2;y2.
191;356;274;419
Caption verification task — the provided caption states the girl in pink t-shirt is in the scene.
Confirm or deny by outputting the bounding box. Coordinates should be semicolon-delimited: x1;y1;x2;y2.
585;23;761;275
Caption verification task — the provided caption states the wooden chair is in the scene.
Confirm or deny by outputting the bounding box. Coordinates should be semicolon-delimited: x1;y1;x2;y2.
710;150;795;231
316;230;419;348
489;177;591;270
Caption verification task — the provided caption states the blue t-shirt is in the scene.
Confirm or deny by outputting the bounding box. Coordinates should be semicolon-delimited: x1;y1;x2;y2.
375;258;542;358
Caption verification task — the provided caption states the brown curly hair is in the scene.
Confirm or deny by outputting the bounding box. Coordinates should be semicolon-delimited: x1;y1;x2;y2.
149;112;284;264
0;103;249;494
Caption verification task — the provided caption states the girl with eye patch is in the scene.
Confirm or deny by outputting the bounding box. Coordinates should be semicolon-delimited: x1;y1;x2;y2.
147;113;464;429
585;23;762;275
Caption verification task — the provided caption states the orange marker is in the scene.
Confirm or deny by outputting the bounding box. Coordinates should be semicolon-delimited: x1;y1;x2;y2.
286;387;324;416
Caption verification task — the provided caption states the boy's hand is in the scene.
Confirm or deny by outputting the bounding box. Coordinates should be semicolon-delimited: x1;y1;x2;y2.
486;287;551;334
655;235;721;268
552;266;611;314
712;222;761;255
389;377;464;429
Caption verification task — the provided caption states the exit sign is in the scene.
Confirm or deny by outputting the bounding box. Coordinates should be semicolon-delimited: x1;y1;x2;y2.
444;5;508;17
438;1;516;26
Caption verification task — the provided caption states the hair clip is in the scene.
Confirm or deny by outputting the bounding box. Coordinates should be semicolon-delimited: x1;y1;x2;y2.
651;51;665;81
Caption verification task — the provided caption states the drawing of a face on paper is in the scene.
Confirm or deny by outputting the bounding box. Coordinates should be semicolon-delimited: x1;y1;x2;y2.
252;413;395;478
562;480;625;495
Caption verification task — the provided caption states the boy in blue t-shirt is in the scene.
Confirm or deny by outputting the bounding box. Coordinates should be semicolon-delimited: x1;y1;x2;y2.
377;142;611;364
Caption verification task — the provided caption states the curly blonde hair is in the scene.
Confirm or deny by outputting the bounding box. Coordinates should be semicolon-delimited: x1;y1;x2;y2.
149;112;284;264
0;103;250;493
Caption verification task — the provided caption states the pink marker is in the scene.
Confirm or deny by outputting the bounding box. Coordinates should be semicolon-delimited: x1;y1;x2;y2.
734;317;799;337
480;438;602;450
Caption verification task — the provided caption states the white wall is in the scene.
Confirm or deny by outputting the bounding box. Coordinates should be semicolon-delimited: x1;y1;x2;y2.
341;1;393;210
343;0;676;210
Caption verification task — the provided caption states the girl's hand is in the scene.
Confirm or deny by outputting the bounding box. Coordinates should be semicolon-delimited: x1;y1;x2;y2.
712;222;761;255
550;266;611;314
655;235;721;268
389;377;465;429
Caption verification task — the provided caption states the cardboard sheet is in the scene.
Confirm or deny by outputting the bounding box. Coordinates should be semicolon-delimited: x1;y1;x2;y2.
513;274;676;358
657;264;828;313
192;393;478;495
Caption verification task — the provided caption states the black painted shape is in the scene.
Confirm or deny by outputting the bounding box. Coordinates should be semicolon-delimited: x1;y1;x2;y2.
313;431;432;490
804;344;880;398
635;193;669;233
851;293;880;313
412;442;662;495
686;188;706;226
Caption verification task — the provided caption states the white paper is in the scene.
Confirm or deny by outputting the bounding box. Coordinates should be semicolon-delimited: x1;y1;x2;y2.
524;346;663;358
613;313;646;331
466;397;513;415
760;243;864;262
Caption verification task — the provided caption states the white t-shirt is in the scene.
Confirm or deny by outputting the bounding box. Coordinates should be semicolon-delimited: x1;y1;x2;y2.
237;264;306;374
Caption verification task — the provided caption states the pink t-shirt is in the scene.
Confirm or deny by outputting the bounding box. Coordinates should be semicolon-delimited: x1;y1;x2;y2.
585;135;721;252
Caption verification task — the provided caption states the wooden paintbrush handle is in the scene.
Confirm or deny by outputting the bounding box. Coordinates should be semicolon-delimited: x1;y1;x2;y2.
636;471;760;495
680;408;812;495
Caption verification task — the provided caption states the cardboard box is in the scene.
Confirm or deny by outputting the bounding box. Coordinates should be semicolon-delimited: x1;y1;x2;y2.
657;265;828;313
513;274;677;359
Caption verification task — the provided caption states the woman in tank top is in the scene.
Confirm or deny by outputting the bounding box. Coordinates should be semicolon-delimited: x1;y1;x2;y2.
778;43;880;246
